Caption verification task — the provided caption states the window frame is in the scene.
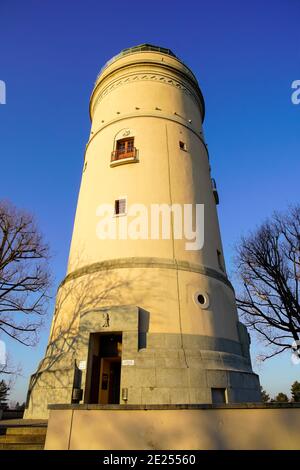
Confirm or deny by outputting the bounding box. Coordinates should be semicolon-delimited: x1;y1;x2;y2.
217;249;224;272
111;136;138;167
115;137;135;158
114;197;127;217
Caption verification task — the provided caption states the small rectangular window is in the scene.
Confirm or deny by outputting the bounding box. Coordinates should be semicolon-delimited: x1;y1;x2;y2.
211;388;227;404
217;249;224;272
179;141;187;151
114;198;127;216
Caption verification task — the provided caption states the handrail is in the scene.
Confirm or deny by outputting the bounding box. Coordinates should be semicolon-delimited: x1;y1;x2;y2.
111;147;137;162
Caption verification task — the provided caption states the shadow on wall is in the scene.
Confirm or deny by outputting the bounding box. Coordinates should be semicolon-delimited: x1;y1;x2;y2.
46;407;300;450
25;260;164;414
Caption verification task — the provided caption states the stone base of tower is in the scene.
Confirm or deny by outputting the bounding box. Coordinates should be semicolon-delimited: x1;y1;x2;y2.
24;304;261;420
24;259;262;419
44;404;300;450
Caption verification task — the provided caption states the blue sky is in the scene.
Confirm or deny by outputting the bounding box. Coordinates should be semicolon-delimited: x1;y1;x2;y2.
0;0;299;403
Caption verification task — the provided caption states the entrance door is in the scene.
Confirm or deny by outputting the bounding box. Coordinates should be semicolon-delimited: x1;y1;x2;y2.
87;333;122;404
99;357;121;404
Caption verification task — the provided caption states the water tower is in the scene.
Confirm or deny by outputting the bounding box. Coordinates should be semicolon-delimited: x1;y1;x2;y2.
25;44;260;419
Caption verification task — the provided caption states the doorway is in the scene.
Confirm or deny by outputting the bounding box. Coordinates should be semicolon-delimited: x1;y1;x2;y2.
87;333;122;404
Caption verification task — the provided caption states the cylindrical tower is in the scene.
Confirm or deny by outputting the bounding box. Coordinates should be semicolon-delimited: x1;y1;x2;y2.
25;44;260;419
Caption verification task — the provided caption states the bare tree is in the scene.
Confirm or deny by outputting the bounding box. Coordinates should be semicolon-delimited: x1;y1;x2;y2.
235;204;300;360
0;200;51;357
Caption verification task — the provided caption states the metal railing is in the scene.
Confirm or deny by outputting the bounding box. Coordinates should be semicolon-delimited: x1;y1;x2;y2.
111;148;137;162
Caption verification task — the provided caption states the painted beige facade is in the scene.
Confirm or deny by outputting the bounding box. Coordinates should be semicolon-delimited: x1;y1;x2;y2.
45;405;300;450
24;45;260;420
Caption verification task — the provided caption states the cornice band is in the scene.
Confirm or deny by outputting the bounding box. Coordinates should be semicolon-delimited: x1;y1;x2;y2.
91;69;202;118
60;257;234;291
91;61;205;120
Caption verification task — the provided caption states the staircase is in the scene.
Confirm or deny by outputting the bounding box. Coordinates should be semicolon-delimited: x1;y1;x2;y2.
0;421;47;450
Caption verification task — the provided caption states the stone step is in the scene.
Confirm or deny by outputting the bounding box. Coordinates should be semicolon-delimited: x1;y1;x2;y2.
0;434;46;444
0;443;44;450
0;423;47;450
6;426;47;435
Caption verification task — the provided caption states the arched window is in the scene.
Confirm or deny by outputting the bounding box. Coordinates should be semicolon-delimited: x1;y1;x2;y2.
111;129;138;166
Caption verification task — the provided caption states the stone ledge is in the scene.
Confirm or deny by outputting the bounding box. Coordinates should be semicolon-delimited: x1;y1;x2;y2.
0;419;48;429
60;257;233;291
48;402;300;410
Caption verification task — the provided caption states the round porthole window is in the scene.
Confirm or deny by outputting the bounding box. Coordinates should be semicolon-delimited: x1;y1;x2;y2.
194;291;210;309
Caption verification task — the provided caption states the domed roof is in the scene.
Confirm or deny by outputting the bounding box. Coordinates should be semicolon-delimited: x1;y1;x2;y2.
119;44;178;58
101;44;179;73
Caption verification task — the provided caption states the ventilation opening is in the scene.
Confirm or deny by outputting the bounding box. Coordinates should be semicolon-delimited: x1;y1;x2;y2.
197;294;205;305
194;291;209;309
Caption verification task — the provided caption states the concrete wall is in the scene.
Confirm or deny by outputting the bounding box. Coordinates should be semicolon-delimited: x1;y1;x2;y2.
45;405;300;450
